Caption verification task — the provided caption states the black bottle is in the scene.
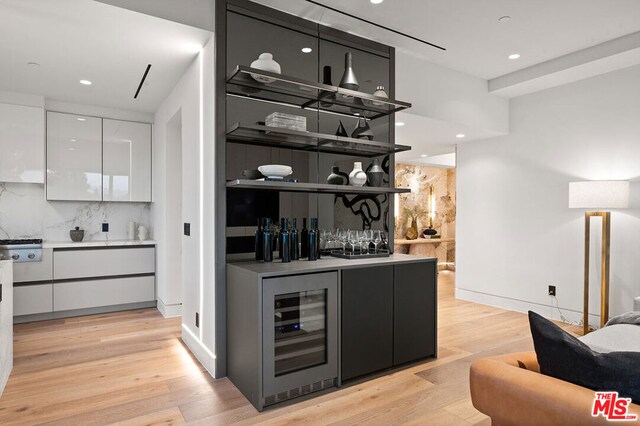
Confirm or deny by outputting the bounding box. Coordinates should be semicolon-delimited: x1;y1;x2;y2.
263;218;273;262
314;217;321;259
300;218;309;258
255;218;264;261
279;218;291;263
290;218;300;261
308;218;318;261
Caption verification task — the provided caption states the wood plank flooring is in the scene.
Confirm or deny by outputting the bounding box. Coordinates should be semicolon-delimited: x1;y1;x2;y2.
0;272;578;425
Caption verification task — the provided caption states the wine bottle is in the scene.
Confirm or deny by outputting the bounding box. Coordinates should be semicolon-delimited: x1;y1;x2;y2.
308;218;318;261
263;218;273;262
300;218;309;258
279;218;291;263
290;218;299;261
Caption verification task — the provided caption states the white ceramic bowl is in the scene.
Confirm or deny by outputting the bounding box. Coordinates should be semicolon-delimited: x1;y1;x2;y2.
258;165;293;180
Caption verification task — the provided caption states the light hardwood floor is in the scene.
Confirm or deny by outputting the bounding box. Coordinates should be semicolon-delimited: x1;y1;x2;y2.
0;272;577;425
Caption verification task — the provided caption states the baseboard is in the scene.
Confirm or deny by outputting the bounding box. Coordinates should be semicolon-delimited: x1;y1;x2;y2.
455;288;602;327
181;324;216;377
157;299;182;318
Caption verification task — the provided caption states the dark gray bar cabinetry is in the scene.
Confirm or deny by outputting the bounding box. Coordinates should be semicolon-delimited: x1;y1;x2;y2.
227;254;437;410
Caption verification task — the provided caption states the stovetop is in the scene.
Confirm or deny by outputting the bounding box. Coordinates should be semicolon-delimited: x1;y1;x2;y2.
0;239;43;245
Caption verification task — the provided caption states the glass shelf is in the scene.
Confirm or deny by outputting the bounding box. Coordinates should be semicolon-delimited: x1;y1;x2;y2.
226;66;412;120
227;123;411;158
226;179;411;195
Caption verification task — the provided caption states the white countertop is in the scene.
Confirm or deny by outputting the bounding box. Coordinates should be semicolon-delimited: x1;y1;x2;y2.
43;240;157;249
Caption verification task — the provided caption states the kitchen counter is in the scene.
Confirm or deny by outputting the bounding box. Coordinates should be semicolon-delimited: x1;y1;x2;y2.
43;240;157;249
228;253;436;278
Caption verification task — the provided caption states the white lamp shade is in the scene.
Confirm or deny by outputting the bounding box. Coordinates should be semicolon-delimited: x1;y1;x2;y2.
568;181;630;209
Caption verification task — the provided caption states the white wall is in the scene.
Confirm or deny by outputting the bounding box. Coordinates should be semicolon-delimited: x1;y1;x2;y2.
456;64;640;326
152;34;216;375
396;52;509;135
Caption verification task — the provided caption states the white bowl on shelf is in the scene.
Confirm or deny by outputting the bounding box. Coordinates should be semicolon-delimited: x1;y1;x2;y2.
258;165;293;180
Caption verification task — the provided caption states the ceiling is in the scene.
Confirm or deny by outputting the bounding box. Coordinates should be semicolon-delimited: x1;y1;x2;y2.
253;0;640;80
0;0;211;113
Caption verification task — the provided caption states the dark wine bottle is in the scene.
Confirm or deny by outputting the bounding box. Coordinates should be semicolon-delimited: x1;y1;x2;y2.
255;218;264;261
263;218;273;262
290;218;299;261
279;218;291;263
308;218;318;261
300;218;309;258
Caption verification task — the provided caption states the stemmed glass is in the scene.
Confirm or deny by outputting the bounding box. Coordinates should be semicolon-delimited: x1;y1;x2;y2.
348;230;358;255
338;229;348;253
372;230;382;254
359;230;370;254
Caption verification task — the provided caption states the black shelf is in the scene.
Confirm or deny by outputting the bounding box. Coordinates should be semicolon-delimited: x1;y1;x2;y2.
226;179;411;195
226;66;412;120
227;123;411;158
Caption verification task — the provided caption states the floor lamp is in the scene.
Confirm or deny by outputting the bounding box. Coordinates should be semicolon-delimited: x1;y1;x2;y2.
569;181;629;335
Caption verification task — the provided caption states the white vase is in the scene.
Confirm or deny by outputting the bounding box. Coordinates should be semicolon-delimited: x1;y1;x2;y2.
349;162;367;186
372;85;389;106
250;53;281;83
138;225;148;241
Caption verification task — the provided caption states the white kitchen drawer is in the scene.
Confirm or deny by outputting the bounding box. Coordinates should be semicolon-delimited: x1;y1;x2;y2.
53;276;155;312
53;247;155;280
13;284;53;316
13;248;53;283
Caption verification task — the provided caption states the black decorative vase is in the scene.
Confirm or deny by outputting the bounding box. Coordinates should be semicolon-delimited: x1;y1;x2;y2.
327;166;346;185
351;117;374;140
423;227;438;237
320;66;335;107
367;159;384;187
335;120;349;137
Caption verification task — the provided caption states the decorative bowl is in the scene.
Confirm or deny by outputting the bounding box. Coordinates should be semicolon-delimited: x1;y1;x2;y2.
70;226;85;242
258;165;293;180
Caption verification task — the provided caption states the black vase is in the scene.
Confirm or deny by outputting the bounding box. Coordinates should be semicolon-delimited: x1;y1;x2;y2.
327;166;346;185
367;159;384;187
335;120;349;137
320;66;335;107
351;117;374;140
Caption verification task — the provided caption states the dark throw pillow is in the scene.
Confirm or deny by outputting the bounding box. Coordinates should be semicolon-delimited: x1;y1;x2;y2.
528;311;640;404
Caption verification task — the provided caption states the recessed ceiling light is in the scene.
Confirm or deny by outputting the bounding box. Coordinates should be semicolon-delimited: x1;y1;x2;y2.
27;62;40;68
508;53;521;60
420;154;428;158
395;122;405;127
456;134;466;139
370;0;384;4
498;16;511;23
77;118;86;121
301;47;313;53
68;148;76;151
70;139;77;142
79;79;92;85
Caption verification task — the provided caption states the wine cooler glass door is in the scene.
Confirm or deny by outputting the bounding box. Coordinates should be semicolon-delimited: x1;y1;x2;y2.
262;271;338;399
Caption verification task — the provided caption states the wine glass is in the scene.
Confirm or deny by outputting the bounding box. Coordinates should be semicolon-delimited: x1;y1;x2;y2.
348;230;358;255
359;230;370;254
373;230;382;254
380;231;388;252
338;229;348;253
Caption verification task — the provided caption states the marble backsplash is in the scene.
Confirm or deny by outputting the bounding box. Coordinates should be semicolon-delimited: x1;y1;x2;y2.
0;183;151;242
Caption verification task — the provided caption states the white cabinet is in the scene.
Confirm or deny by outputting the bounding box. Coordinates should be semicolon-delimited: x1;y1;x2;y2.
0;262;13;396
13;284;53;316
103;119;152;202
54;276;155;312
46;112;152;202
0;103;45;183
46;112;102;201
53;247;155;280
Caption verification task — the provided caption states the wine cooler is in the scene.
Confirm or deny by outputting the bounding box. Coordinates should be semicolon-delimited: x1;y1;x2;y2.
262;272;338;407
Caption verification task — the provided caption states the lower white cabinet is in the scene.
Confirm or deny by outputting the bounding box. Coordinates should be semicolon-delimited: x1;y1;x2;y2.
13;284;53;316
0;262;14;397
53;276;155;312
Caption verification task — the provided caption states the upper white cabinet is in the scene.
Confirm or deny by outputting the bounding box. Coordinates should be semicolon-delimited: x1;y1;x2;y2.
46;112;152;202
46;112;102;201
103;119;152;202
0;103;45;184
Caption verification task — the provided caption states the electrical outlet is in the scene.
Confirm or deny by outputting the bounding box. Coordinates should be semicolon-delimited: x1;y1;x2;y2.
184;223;191;236
548;285;556;296
195;312;200;328
102;222;109;232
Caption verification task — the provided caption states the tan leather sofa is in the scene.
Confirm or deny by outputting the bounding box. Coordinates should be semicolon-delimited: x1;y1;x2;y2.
470;351;640;426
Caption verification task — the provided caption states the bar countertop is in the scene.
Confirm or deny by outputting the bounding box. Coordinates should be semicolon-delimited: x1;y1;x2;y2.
227;253;436;278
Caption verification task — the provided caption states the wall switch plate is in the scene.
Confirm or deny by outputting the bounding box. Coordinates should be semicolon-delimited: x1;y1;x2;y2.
195;312;199;328
102;223;109;232
548;285;556;296
184;223;191;236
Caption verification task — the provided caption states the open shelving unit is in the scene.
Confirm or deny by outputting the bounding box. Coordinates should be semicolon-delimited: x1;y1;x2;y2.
227;179;411;195
227;66;412;120
227;123;412;158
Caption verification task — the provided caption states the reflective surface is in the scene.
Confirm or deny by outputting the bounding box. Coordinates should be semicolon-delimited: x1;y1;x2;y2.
46;112;102;201
0;103;45;184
